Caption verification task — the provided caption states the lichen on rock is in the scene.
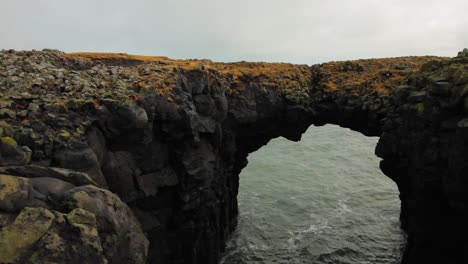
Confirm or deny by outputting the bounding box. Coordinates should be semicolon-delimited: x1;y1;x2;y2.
0;207;55;263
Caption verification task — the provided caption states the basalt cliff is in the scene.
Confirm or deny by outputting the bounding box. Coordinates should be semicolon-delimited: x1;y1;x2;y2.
0;49;467;264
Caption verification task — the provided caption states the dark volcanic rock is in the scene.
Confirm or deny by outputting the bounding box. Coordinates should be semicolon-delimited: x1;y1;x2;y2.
1;49;466;264
375;54;468;264
0;137;31;166
0;165;98;186
54;147;107;187
0;175;148;264
62;185;149;264
102;151;141;202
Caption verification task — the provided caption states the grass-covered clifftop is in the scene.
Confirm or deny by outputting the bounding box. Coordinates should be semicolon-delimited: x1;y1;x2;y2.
0;50;443;152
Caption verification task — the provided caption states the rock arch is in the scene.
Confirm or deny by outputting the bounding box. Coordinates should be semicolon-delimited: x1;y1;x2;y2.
0;50;467;264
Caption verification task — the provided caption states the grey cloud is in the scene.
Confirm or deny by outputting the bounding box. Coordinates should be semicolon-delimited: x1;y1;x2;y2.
0;0;466;64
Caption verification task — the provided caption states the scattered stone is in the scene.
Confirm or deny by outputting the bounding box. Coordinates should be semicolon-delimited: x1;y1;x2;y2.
457;48;468;57
27;103;40;112
0;109;16;119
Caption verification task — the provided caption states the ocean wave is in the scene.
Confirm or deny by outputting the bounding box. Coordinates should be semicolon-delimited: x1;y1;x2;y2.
287;219;330;250
222;125;403;264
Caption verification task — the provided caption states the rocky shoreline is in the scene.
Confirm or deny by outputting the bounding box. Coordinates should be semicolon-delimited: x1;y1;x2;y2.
0;49;466;263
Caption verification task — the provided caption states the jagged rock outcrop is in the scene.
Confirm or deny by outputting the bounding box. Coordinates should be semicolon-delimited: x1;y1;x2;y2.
376;53;468;264
0;172;148;263
0;49;466;264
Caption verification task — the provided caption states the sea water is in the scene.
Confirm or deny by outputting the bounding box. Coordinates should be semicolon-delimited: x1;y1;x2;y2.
221;124;404;264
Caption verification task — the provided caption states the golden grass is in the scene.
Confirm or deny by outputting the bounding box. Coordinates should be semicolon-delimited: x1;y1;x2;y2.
65;52;446;96
315;57;445;95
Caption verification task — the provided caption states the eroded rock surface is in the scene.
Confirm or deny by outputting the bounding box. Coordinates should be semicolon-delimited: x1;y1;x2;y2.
0;175;148;264
0;49;466;264
376;53;468;263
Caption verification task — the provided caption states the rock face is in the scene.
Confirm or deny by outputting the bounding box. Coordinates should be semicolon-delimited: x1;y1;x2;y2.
0;174;148;264
376;54;468;264
0;49;466;264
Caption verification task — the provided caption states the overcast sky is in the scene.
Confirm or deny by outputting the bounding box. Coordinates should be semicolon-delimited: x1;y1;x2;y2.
1;0;467;64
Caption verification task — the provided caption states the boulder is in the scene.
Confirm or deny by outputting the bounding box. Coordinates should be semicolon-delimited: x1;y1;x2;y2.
0;207;55;263
0;207;107;264
0;137;31;166
0;174;75;212
0;165;98;186
62;185;149;264
54;147;107;187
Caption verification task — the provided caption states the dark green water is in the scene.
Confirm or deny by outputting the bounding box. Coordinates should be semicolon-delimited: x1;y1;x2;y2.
222;125;405;264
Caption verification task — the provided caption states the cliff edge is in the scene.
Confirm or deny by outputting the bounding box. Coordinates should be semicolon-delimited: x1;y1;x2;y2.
0;49;467;264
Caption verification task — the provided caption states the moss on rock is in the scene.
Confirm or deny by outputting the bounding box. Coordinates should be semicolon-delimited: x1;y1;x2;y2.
0;207;55;263
1;137;17;147
66;208;103;255
417;102;425;114
0;174;21;202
